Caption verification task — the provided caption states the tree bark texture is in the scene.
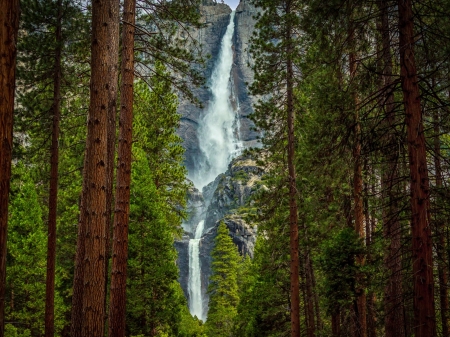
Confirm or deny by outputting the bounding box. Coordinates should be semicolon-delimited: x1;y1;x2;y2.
377;2;405;336
332;312;340;337
433;109;449;337
108;0;135;335
45;1;62;335
363;169;376;337
349;26;367;337
0;1;19;336
397;1;436;336
79;0;120;335
70;181;87;337
286;10;300;337
104;0;120;318
301;230;315;337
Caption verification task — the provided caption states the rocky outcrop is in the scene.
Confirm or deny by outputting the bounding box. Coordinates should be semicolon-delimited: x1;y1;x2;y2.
198;153;263;315
174;233;191;300
177;0;259;174
204;154;264;233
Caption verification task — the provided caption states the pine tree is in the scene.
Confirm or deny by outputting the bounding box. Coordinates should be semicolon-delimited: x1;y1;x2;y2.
125;72;189;336
205;222;240;337
5;165;54;336
71;0;120;335
249;0;304;335
398;0;436;335
108;0;136;334
0;1;20;335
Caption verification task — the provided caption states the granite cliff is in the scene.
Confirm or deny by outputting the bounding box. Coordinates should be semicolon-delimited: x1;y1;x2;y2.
177;0;259;175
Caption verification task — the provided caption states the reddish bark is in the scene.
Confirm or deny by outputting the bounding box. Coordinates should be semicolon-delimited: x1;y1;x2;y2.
349;26;367;337
332;312;341;337
286;11;300;337
377;2;405;336
0;1;19;336
108;0;136;335
397;1;436;336
70;183;86;337
104;0;120;318
433;109;449;337
45;1;62;335
78;0;120;335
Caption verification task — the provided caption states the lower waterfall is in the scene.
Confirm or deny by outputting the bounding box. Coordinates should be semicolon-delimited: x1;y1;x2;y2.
188;220;205;320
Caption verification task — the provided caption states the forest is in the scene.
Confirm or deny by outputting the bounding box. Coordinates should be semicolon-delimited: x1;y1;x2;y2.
1;0;450;336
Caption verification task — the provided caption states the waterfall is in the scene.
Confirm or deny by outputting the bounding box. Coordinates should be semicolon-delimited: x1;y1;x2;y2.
188;220;205;320
187;11;240;322
190;11;242;189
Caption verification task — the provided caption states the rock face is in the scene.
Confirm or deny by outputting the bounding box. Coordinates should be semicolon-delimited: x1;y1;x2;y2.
232;0;259;147
177;0;259;174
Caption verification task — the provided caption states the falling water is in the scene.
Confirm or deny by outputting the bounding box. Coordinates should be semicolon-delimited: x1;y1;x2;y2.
188;220;205;320
187;11;241;322
190;11;242;189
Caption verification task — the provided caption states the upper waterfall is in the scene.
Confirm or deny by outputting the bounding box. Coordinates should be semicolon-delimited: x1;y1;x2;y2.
189;11;242;189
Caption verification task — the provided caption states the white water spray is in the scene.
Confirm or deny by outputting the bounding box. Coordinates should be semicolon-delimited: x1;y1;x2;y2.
188;220;205;320
190;11;242;189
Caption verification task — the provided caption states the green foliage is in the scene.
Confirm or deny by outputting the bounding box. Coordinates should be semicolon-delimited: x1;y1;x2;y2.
6;164;65;336
134;63;190;235
319;228;363;314
205;222;240;337
126;147;184;336
126;69;192;336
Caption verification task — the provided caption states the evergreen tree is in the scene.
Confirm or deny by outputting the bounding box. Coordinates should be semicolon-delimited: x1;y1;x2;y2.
71;0;120;335
133;68;190;226
249;0;304;334
5;165;66;336
108;0;136;335
125;71;191;337
205;222;240;337
0;1;20;335
125;148;183;337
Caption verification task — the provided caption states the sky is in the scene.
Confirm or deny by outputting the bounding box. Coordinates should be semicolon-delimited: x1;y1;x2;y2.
223;0;240;10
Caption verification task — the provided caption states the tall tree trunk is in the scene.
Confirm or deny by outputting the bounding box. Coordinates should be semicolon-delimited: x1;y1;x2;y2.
45;1;63;335
0;1;19;336
79;0;119;335
310;259;322;332
377;2;405;336
349;21;367;337
108;0;135;335
332;312;341;337
397;1;436;336
301;224;315;337
104;0;120;321
433;109;449;337
363;165;376;337
70;183;87;337
286;8;300;337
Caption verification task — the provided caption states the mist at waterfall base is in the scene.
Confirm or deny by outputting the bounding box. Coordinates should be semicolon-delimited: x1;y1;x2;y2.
186;11;242;322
